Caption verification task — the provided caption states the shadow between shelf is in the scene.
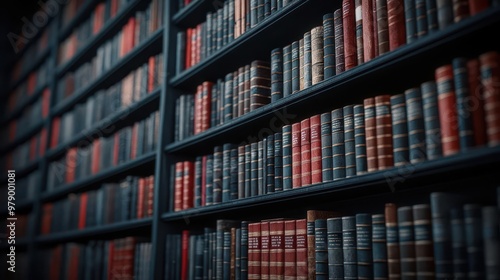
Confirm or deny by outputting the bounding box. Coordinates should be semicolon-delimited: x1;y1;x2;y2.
46;88;161;160
2;83;49;127
161;145;500;222
165;6;500;155
51;28;163;117
41;152;156;202
34;218;153;244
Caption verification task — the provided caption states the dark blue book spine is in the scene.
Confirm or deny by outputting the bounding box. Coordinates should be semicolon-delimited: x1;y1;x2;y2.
250;0;258;28
426;0;439;32
271;0;277;13
416;0;428;37
353;105;367;174
328;217;343;279
257;140;264;195
189;235;196;280
342;216;357;279
211;83;218;128
331;108;346;180
452;57;475;150
203;228;213;279
356;214;373;279
421;81;443;160
482;206;500;280
213;146;223;204
431;192;457;279
264;0;271;16
321;112;333;182
244;145;251;198
413;204;435;279
450;208;467;279
405;87;427;164
266;135;275;193
437;0;453;29
391;94;409;166
195;156;203;207
206;155;214;206
282;125;292;190
405;0;418;43
274;132;283;191
334;9;345;74
464;204;485;279
236;228;242;280
223;231;232;279
323;13;336;79
176;31;186;74
223;2;229;46
230;148;239;200
217;9;223;50
271;48;283;102
195;235;204;280
343;105;355;177
228;1;235;43
241;221;249;280
315;219;329;280
372;214;388;279
238;147;245;199
224;73;234;122
206;12;213;57
257;0;265;22
250;142;258;197
283;44;292;98
398;206;416;279
303;31;312;88
291;41;300;94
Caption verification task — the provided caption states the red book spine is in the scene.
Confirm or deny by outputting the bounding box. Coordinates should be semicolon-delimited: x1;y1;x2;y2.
364;98;378;171
363;0;376;61
91;139;101;174
148;55;155;92
68;246;80;280
78;193;88;229
372;0;379;57
50;117;60;148
130;123;138;160
39;128;47;156
110;0;118;17
194;85;202;134
185;28;192;69
387;0;406;51
29;137;37;161
41;204;53;234
375;95;394;169
142;177;150;218
261;221;270;280
202;81;213;132
453;0;470;22
93;3;104;34
113;133;120;166
9;121;16;142
27;73;36;94
191;27;197;68
248;222;262;279
65;148;77;183
49;246;62;280
174;162;184;212
42;88;50;118
467;59;487;146
300;119;312;186
469;0;488;15
122;237;136;279
435;64;460;155
310;115;322;184
292;123;302;188
147;176;154;217
196;24;202;65
479;51;500;146
130;17;136;51
201;156;207;206
107;241;115;280
284;220;297;278
295;219;308;280
343;0;358;70
269;220;285;279
137;178;145;218
182;161;194;210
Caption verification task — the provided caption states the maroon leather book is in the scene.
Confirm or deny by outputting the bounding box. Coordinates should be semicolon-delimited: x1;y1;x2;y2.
174;162;184;212
182;161;194;210
201;155;207;206
261;221;271;280
364;97;378;172
181;230;189;280
385;203;401;279
249;222;262;279
201;81;213;132
363;0;376;61
269;220;285;279
194;85;202;134
479;51;500;146
372;0;379;57
91;139;101;174
435;64;460;155
296;219;308;280
355;0;365;64
467;59;487;147
387;0;406;51
300;118;312;186
50;117;61;148
453;0;470;22
469;0;488;15
292;123;302;188
342;0;358;70
284;220;297;278
375;95;394;169
310;115;323;184
307;210;337;280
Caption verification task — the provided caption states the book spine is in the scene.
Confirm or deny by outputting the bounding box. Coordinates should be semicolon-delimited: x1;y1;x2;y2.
426;0;439;32
364;97;378;171
450;207;467;279
296;219;308;280
250;142;258;197
405;87;427;163
174;162;183;212
271;48;283;102
315;219;328;280
301;119;312;186
236;228;242;280
405;0;418;43
266;135;275;193
303;31;313;88
452;57;475;150
299;38;305;90
331;108;346;180
244;65;251;115
328;217;344;279
343;0;357;70
261;221;270;280
224;73;234;122
412;204;435;279
376;0;390;54
238;146;246;199
248;223;261;279
310;115;323;184
398;206;416;279
183;161;194;210
292;123;302;188
452;0;470;22
274;132;283;192
282;125;292;190
343;105;356;177
390;94;409;166
320;113;333;182
230;148;238;200
206;155;214;205
436;64;460;156
292;41;300;94
223;144;233;202
479;52;500;146
269;220;285;279
361;0;375;62
342;216;357;279
323;13;336;79
356;214;373;279
482;206;500;280
194;157;202;207
354;105;367;175
283;45;292;98
387;0;406;50
375;95;394;169
466;59;487;147
223;231;232;280
176;31;186;74
421;81;443;160
416;0;428;37
311;26;324;85
437;0;454;29
464;204;485;279
241;221;249;280
238;67;246;117
469;0;488;15
430;192;455;279
385;203;401;279
372;214;388;279
284;220;297;279
355;0;364;64
213;146;223;204
334;9;345;74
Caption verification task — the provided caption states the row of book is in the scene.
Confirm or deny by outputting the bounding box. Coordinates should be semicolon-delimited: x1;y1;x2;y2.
165;189;500;280
174;60;270;141
58;0;163;66
61;0;85;28
3;127;47;171
172;50;500;209
7;59;51;116
38;238;151;280
46;110;159;190
51;53;163;149
177;0;298;72
2;88;50;147
40;175;154;234
15;170;40;201
56;8;162;106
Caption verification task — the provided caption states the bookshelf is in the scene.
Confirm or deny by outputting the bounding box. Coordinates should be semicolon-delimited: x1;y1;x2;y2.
1;0;500;279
